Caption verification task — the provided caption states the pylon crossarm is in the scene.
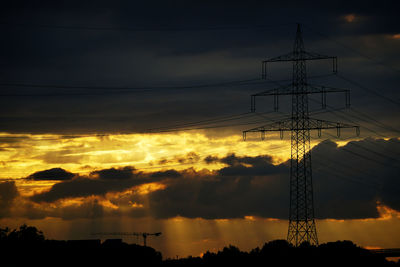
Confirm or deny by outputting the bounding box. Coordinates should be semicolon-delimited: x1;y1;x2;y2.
263;51;335;62
253;84;347;96
250;83;350;111
243;118;359;140
243;119;292;140
308;118;354;128
308;118;360;138
244;119;291;132
262;51;337;78
308;84;350;108
305;84;348;94
250;84;291;111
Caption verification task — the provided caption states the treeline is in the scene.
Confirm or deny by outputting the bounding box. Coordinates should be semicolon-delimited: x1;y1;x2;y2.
1;225;399;266
0;224;161;266
164;240;400;266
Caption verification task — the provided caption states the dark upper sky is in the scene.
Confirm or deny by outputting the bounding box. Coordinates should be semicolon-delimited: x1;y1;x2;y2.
1;0;399;135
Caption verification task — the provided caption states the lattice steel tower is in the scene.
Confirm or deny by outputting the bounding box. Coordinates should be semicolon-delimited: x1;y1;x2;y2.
243;24;359;246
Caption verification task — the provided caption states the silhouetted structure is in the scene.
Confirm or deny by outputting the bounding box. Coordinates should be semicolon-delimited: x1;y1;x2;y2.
92;231;162;246
163;240;399;266
243;24;359;246
0;225;162;267
1;225;399;266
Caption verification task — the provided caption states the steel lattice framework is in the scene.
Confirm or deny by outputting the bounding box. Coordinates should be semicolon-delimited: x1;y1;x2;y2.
243;24;359;246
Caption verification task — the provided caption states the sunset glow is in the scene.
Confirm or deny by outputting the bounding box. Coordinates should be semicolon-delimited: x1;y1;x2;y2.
1;131;399;257
0;131;293;179
1;2;399;262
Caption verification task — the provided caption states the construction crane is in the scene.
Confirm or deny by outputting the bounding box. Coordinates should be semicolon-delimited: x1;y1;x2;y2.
91;232;162;247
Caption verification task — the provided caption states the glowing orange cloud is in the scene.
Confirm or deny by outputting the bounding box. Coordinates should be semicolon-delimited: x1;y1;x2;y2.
392;33;400;39
344;14;356;23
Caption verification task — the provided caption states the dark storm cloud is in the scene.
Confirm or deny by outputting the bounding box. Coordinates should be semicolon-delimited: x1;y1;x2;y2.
147;168;289;219
91;166;136;180
144;154;290;219
150;170;182;178
0;181;19;218
312;138;400;219
30;167;155;202
28;168;75;181
204;155;219;164
144;138;400;220
0;1;399;134
218;154;288;176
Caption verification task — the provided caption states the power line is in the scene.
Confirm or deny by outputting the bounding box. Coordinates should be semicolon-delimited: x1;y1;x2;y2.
303;23;400;75
308;97;387;139
0;21;294;32
0;77;261;92
315;157;400;197
333;107;393;139
321;116;400;164
314;160;382;189
361;138;400;159
322;133;379;163
148;106;340;134
331;113;400;162
342;147;388;168
324;132;400;168
348;142;400;165
0;74;335;98
349;107;400;135
336;74;400;107
147;118;268;133
147;112;256;132
324;108;399;161
327;109;399;154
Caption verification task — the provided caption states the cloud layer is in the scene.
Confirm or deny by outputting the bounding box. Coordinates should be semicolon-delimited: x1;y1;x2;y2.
1;138;398;221
0;181;19;218
30;167;164;203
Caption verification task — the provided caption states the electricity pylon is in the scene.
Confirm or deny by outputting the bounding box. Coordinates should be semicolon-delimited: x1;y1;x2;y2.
243;24;359;246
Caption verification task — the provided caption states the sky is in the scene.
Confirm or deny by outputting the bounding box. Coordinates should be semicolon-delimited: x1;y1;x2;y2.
0;0;400;258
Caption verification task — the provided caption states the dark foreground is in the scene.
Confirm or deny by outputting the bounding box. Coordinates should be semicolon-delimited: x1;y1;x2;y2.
1;225;399;266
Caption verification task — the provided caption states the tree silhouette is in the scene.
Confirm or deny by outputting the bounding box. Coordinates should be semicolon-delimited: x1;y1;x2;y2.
1;224;399;266
6;224;44;243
